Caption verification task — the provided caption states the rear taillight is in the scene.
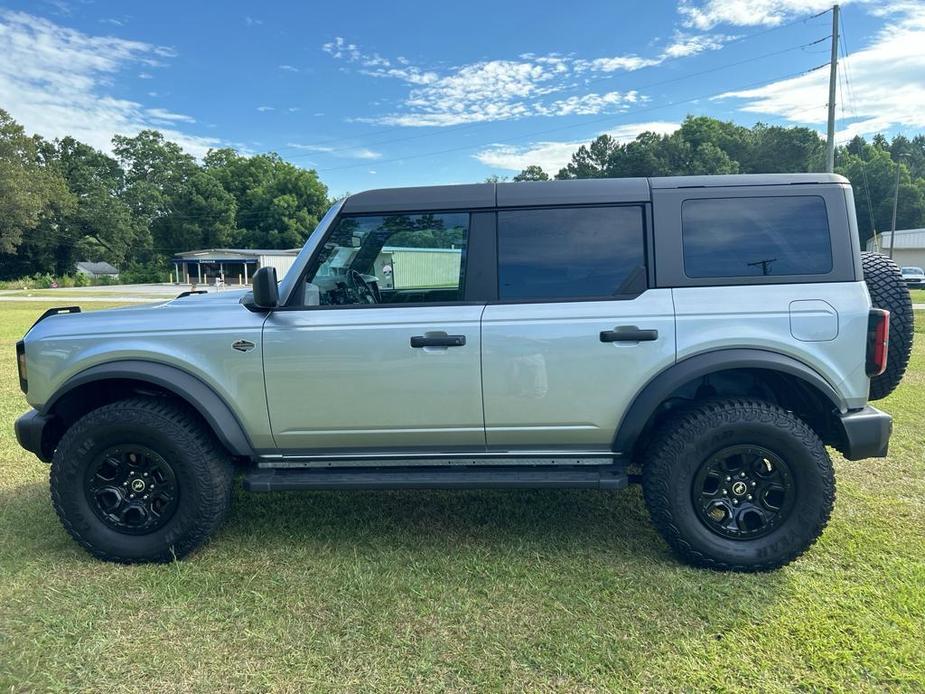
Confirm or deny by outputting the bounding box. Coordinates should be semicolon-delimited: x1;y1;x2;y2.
15;340;27;393
866;309;890;377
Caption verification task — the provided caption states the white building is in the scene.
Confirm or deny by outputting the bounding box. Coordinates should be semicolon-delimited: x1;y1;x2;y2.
75;261;119;279
867;229;925;269
171;248;300;286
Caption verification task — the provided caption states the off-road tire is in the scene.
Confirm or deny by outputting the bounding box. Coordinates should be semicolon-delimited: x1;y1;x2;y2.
862;251;913;400
642;399;834;572
50;397;234;563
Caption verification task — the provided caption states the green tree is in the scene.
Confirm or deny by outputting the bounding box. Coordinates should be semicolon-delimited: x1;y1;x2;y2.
0;110;73;277
513;165;549;181
204;150;329;249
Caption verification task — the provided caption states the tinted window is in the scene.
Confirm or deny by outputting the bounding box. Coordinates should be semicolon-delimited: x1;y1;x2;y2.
301;212;468;305
498;206;646;301
682;196;832;278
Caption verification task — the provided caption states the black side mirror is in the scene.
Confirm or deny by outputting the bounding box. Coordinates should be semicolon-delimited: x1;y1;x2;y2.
252;266;279;309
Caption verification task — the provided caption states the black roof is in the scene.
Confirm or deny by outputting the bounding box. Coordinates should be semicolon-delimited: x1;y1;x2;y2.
341;173;849;214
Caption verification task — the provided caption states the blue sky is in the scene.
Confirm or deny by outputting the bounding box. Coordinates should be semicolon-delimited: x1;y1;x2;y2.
1;0;923;196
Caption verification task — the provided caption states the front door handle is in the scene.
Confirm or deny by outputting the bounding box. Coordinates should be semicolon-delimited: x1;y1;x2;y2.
600;327;658;342
410;334;466;348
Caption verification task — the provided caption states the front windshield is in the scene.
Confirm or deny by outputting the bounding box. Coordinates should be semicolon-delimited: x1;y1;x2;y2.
902;267;924;274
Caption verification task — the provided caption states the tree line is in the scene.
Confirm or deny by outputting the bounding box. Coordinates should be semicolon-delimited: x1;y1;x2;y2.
0;108;329;282
2;108;924;283
511;116;925;246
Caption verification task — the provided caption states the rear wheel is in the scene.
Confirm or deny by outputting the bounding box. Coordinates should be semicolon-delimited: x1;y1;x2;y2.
50;398;234;563
862;251;913;400
642;399;834;571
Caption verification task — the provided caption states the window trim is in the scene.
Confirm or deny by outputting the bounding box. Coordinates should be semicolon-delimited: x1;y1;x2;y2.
280;208;486;311
494;203;651;305
680;194;834;280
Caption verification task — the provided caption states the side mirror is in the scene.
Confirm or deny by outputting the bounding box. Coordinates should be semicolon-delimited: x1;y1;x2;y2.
251;266;279;309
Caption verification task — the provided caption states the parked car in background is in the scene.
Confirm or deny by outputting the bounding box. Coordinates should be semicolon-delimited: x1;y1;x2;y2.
900;266;925;287
15;174;914;572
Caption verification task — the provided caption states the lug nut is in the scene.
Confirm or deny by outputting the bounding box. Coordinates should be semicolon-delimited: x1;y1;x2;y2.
747;495;753;501
725;476;731;482
732;499;739;505
129;494;135;499
739;472;746;479
722;489;728;495
143;472;149;477
751;481;757;487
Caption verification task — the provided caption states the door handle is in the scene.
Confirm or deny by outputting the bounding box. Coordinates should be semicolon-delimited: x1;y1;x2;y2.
410;335;466;348
600;327;658;342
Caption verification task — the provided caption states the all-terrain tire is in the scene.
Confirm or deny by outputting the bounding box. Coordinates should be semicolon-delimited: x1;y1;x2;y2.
50;397;234;563
642;399;834;572
862;251;913;400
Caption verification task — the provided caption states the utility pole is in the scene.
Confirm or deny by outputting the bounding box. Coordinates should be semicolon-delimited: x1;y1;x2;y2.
889;156;904;259
825;4;840;173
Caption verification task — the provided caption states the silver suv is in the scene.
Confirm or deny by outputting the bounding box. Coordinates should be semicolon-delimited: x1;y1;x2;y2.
14;174;913;571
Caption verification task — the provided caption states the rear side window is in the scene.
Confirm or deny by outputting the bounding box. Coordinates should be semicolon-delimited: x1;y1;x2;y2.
682;196;832;278
498;206;646;301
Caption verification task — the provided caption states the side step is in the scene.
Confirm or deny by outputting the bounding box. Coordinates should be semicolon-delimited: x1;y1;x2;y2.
243;466;629;492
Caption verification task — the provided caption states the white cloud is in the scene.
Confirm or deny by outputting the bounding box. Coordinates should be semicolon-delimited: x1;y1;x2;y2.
323;32;729;127
716;2;925;139
278;64;299;72
256;105;275;112
473;121;680;173
286;143;382;160
678;0;846;29
0;10;219;157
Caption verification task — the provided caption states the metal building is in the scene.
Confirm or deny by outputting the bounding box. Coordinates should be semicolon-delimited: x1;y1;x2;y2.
171;248;300;286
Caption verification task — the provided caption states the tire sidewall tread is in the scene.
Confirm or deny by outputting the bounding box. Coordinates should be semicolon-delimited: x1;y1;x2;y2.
50;397;233;563
642;399;835;572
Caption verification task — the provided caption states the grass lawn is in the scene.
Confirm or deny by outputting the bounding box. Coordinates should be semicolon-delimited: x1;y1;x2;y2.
909;288;925;304
1;301;923;691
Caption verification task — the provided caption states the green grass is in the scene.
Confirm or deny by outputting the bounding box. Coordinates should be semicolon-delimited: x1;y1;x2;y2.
909;288;925;304
1;301;923;692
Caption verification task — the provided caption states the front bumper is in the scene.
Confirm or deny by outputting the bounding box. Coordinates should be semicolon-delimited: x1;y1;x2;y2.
14;409;55;462
836;405;892;460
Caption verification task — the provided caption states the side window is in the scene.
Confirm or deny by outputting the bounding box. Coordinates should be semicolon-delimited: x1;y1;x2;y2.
497;206;646;301
301;212;468;306
682;196;833;278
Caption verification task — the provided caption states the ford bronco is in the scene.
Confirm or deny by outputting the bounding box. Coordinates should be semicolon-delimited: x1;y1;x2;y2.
14;174;912;571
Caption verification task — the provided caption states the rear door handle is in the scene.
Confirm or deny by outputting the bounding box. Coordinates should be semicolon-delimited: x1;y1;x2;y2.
410;335;466;348
600;327;659;342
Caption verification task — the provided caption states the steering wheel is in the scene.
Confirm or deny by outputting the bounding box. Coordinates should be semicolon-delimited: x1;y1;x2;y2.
346;269;378;304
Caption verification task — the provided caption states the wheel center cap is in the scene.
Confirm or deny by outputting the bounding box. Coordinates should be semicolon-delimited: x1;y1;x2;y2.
130;479;146;493
731;481;748;496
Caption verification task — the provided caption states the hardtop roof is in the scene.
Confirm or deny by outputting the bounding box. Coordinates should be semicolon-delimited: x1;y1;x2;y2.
341;173;849;213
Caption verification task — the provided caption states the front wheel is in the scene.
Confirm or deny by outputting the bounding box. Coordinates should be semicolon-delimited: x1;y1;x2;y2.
50;397;234;563
642;399;835;572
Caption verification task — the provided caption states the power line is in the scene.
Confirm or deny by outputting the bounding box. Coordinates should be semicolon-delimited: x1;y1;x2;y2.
265;11;832;159
313;65;829;175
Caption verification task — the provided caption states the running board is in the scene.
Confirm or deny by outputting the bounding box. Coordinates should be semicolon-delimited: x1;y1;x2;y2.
243;466;629;492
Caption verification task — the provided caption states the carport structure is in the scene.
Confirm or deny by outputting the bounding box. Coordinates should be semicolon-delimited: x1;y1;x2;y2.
172;248;299;286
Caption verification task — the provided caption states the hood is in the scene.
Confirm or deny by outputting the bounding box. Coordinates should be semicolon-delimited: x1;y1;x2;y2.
24;288;255;341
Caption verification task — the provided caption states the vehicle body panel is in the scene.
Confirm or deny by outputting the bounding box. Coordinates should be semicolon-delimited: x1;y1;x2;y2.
22;293;274;449
262;305;485;451
481;290;676;449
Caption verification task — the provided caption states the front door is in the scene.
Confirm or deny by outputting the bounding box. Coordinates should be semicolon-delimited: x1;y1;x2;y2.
262;211;485;453
480;205;676;451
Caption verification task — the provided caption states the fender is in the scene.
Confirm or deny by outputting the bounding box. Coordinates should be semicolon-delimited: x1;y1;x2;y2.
612;348;846;454
41;360;255;458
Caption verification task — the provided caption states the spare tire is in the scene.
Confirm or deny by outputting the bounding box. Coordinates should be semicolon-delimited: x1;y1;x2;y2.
861;251;913;400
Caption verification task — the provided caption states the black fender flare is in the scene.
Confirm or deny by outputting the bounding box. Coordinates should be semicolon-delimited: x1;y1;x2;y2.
40;360;255;458
612;348;847;454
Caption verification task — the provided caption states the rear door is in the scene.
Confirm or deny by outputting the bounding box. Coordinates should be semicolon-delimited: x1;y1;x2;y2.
481;205;676;452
